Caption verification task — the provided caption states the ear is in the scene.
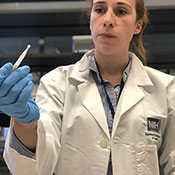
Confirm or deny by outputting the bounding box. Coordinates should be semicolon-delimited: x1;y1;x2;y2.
134;19;143;35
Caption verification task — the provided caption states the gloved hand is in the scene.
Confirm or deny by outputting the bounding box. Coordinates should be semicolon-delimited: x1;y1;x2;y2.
0;63;40;123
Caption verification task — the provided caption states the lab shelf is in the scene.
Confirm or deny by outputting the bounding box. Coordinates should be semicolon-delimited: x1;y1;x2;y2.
0;52;83;72
0;51;175;72
0;8;174;37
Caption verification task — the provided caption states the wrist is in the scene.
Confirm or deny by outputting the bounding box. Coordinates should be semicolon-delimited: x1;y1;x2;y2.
14;120;37;130
13;120;38;150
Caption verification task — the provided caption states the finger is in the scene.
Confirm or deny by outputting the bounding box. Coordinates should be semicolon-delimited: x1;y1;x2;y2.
0;80;34;116
0;74;33;105
8;65;31;84
0;63;13;85
17;80;34;104
0;66;30;97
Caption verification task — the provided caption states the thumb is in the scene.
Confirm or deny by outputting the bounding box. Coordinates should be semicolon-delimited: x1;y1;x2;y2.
0;63;13;85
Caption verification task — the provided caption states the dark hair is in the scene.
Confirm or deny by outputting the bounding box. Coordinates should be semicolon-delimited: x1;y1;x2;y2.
132;0;149;65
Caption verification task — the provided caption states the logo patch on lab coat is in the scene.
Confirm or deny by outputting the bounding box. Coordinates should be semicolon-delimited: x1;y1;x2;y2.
147;117;161;133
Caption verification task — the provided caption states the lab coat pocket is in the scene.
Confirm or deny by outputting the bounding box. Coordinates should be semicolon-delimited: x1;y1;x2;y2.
136;145;159;175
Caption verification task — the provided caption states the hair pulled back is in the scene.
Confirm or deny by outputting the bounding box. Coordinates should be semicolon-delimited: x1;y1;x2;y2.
132;0;149;65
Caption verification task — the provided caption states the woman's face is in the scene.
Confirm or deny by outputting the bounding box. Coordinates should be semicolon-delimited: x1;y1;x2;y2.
90;0;142;56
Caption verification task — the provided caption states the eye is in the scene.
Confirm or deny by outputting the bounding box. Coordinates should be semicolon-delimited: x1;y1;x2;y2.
94;7;106;14
115;9;127;16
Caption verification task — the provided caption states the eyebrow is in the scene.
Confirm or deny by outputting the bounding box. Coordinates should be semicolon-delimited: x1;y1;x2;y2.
116;2;132;10
93;1;132;10
93;1;106;5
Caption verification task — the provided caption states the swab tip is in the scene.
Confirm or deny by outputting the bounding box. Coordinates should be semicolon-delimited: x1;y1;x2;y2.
27;44;31;49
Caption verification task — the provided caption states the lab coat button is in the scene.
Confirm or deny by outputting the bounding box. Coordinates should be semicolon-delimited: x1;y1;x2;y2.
114;87;119;93
100;140;108;149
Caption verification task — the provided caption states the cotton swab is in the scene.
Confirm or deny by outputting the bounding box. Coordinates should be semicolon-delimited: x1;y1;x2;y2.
12;44;31;71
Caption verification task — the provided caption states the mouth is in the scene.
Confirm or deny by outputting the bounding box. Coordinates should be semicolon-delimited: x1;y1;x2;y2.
98;33;117;38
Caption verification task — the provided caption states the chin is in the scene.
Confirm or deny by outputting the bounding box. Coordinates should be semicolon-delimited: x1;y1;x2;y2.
96;45;119;56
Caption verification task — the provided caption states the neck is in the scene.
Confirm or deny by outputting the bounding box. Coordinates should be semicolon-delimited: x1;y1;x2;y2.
95;51;129;86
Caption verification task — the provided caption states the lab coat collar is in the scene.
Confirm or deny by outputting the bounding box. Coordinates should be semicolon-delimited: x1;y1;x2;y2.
69;49;95;83
128;52;153;87
69;50;154;138
70;50;153;86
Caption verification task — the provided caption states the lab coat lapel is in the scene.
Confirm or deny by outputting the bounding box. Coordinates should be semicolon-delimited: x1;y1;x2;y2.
78;75;110;139
112;76;145;137
112;53;153;137
70;51;110;139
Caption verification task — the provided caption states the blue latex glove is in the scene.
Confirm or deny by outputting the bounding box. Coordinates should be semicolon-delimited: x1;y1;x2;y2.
0;63;40;123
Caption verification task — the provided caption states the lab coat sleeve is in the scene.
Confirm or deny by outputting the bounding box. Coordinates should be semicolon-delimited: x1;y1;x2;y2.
3;119;37;175
4;67;65;175
159;77;175;175
35;67;65;174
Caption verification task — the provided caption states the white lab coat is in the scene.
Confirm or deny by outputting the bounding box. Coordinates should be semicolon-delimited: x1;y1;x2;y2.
4;50;175;175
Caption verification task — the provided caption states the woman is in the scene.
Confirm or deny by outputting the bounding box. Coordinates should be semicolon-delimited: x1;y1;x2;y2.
1;0;175;174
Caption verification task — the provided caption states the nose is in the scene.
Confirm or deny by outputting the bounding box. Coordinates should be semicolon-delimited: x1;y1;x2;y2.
103;9;115;28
